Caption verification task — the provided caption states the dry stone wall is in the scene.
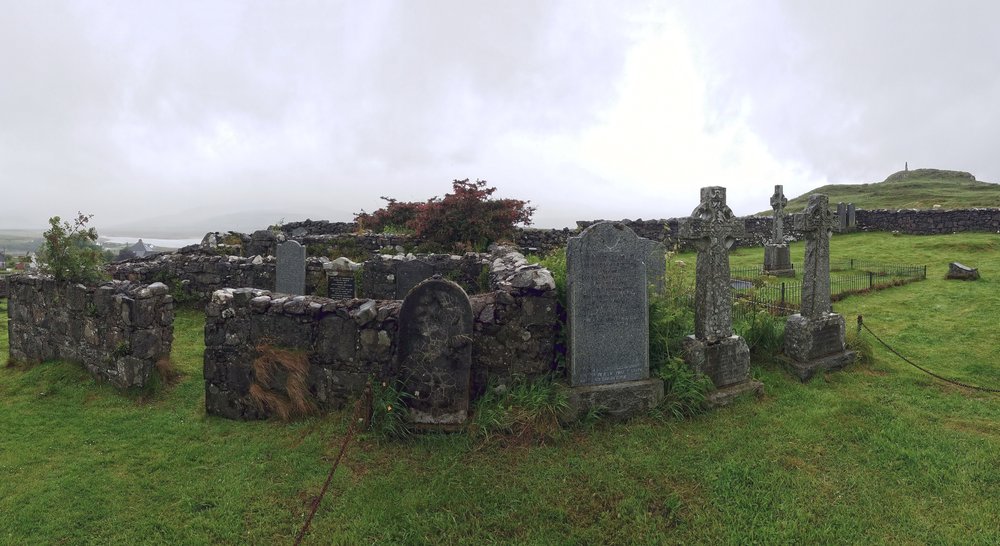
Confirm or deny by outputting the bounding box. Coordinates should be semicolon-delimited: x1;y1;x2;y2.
855;208;1000;234
204;246;558;420
7;275;174;388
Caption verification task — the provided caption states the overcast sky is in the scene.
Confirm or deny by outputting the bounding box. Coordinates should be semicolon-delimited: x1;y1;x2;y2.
2;0;998;234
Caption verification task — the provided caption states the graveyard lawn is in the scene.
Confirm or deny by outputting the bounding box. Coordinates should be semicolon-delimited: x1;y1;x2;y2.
0;231;998;544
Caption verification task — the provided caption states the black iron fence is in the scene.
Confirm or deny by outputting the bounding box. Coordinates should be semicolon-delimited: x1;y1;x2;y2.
727;259;926;322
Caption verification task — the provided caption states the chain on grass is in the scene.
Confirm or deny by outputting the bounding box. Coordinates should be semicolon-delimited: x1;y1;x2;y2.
857;316;1000;393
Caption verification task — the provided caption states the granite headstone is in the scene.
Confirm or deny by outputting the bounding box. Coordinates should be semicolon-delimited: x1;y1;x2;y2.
275;240;306;295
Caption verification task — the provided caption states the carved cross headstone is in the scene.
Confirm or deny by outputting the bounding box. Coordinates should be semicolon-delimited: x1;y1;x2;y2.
679;187;745;341
275;240;306;295
397;278;473;427
793;194;834;318
769;185;788;242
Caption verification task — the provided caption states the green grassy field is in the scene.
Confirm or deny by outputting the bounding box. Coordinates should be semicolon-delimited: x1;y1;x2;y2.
767;168;1000;213
2;232;999;544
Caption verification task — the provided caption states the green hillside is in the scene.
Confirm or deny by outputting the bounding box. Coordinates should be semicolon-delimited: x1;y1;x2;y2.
772;169;1000;213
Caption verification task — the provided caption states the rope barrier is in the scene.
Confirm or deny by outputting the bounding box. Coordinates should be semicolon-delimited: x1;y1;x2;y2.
294;382;373;545
856;315;1000;393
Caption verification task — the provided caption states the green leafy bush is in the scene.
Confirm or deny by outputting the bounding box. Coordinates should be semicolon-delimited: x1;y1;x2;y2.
38;213;107;284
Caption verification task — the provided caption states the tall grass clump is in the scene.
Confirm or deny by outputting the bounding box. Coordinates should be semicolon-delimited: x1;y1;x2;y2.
470;378;568;445
734;310;785;363
367;379;411;439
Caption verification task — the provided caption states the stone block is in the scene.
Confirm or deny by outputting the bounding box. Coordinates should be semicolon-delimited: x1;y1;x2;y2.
763;244;795;277
783;313;855;381
683;335;751;388
562;378;664;422
946;262;979;280
705;379;764;408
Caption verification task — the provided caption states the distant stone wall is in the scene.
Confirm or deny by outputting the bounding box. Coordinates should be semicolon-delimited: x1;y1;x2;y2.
7;275;174;388
108;254;334;302
203;246;558;420
856;208;1000;234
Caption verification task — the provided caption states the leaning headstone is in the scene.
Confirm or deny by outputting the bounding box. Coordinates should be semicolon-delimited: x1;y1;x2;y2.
763;184;795;277
679;187;762;406
847;203;857;230
395;259;435;299
946;262;980;280
784;194;854;381
397;277;473;429
275;240;306;295
564;222;663;420
640;237;667;294
835;202;847;232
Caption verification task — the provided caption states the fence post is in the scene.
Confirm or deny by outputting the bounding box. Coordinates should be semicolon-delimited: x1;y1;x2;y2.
923;265;927;279
868;271;874;289
781;282;785;308
850;258;854;270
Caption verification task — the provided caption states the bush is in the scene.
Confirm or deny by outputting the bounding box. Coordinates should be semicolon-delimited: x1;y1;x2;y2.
734;310;786;362
38;213;107;284
655;357;712;420
355;179;535;252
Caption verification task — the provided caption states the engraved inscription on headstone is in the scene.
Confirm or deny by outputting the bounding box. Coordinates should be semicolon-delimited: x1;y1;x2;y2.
567;222;649;387
397;279;473;426
275;240;306;295
395;259;435;299
327;275;356;300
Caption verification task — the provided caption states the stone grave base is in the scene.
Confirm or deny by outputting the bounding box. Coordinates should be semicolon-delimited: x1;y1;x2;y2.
561;378;664;422
783;313;856;382
705;379;764;408
763;244;795;277
683;335;751;389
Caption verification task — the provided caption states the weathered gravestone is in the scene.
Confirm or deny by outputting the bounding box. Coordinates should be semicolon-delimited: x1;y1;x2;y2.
640;237;667;294
835;202;848;233
325;257;359;300
763;184;795;277
275;240;306;295
397;277;473;428
395;259;435;299
946;262;980;280
565;222;663;420
847;203;857;230
679;187;762;406
784;194;855;381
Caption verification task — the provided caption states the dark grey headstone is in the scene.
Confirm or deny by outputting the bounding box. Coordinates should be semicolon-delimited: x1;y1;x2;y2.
395;259;434;299
327;274;356;299
847;203;856;229
567;222;649;387
836;202;847;232
397;278;473;427
275;240;306;295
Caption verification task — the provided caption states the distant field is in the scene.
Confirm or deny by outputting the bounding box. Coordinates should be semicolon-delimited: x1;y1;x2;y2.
770;168;1000;213
1;231;998;543
0;230;43;255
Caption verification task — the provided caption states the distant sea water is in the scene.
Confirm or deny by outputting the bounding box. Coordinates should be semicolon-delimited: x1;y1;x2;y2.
101;236;202;249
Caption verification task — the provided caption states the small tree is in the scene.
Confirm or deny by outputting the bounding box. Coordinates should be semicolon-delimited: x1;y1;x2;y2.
355;180;535;251
39;213;107;284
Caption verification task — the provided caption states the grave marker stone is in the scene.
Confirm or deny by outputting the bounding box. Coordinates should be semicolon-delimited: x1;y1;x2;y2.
275;240;306;295
679;187;761;405
847;203;857;230
327;275;356;299
784;194;854;381
836;202;847;232
640;237;667;294
395;259;435;299
397;278;473;428
564;222;663;420
763;184;795;277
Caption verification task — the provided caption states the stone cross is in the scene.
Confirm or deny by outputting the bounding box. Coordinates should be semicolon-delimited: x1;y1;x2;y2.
769;185;788;242
793;194;834;318
679;186;745;341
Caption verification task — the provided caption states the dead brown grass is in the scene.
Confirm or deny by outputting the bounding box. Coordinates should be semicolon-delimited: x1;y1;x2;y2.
250;344;316;421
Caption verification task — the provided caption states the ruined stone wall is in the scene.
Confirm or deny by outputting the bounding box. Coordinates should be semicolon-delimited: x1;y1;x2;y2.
7;275;174;388
108;254;333;302
856;208;1000;234
203;247;558;420
361;253;490;299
